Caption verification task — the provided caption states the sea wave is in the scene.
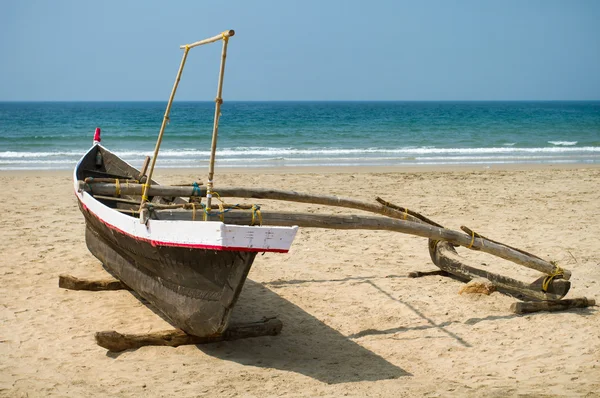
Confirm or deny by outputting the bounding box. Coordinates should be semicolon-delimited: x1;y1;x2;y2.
548;141;578;146
2;146;600;160
0;151;84;158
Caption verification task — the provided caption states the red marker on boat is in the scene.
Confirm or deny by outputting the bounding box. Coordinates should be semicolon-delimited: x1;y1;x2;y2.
93;127;101;145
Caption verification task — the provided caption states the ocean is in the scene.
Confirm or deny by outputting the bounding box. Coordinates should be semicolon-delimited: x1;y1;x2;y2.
1;101;599;170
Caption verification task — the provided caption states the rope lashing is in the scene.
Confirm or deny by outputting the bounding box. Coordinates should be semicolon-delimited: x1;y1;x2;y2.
141;183;150;202
542;265;565;293
404;207;409;220
212;190;224;202
210;191;226;222
222;32;229;43
462;227;485;250
467;229;476;249
191;200;235;222
215;97;223;105
115;178;121;197
218;202;225;222
191;182;201;197
251;204;262;226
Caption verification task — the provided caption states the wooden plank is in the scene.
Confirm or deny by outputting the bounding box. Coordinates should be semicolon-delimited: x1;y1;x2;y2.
82;170;132;180
511;298;595;314
95;317;282;352
58;274;130;291
137;156;151;181
115;208;139;215
93;195;141;205
408;270;449;278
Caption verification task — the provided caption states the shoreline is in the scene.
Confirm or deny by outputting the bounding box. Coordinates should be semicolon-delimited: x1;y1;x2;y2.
3;162;600;177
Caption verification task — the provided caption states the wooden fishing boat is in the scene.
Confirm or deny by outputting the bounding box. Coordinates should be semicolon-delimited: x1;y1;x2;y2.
74;144;297;337
74;30;575;343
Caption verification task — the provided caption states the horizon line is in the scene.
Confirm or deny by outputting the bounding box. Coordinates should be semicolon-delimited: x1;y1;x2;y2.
1;99;600;103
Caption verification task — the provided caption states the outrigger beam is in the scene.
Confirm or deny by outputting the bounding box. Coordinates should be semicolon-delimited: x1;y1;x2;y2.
80;181;570;281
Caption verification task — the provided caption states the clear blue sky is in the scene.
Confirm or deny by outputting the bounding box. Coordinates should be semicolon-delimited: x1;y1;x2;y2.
1;0;599;101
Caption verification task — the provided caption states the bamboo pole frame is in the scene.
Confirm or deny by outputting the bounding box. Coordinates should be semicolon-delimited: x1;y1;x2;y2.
205;33;232;210
180;30;234;50
140;30;235;212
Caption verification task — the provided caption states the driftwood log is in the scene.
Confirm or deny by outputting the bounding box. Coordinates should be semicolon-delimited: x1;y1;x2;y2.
511;298;596;314
58;274;129;291
95;317;282;352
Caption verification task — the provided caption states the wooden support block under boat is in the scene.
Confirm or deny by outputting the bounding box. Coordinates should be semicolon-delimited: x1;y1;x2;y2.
58;274;130;291
510;298;596;314
95;317;282;352
408;270;449;278
428;240;570;301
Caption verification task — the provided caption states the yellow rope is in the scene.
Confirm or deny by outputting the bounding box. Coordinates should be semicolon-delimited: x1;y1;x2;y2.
542;265;564;292
222;32;229;43
251;205;262;226
141;183;150;202
191;203;196;221
115;179;121;197
404;207;409;220
218;202;224;222
467;230;475;249
212;191;223;202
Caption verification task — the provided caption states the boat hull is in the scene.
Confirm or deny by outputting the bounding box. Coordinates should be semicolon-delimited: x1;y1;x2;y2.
82;203;257;336
74;145;297;336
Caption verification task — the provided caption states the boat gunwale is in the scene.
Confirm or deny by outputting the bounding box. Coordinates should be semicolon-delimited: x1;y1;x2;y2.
74;145;297;253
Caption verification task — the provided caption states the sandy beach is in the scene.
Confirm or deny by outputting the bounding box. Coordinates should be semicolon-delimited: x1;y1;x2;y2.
1;165;599;397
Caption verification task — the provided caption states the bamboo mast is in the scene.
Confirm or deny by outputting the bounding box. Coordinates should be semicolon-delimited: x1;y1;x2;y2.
205;31;233;210
140;29;235;211
140;47;191;207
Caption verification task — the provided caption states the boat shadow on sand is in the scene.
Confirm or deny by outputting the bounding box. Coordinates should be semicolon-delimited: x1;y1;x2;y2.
198;279;410;384
111;276;410;384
